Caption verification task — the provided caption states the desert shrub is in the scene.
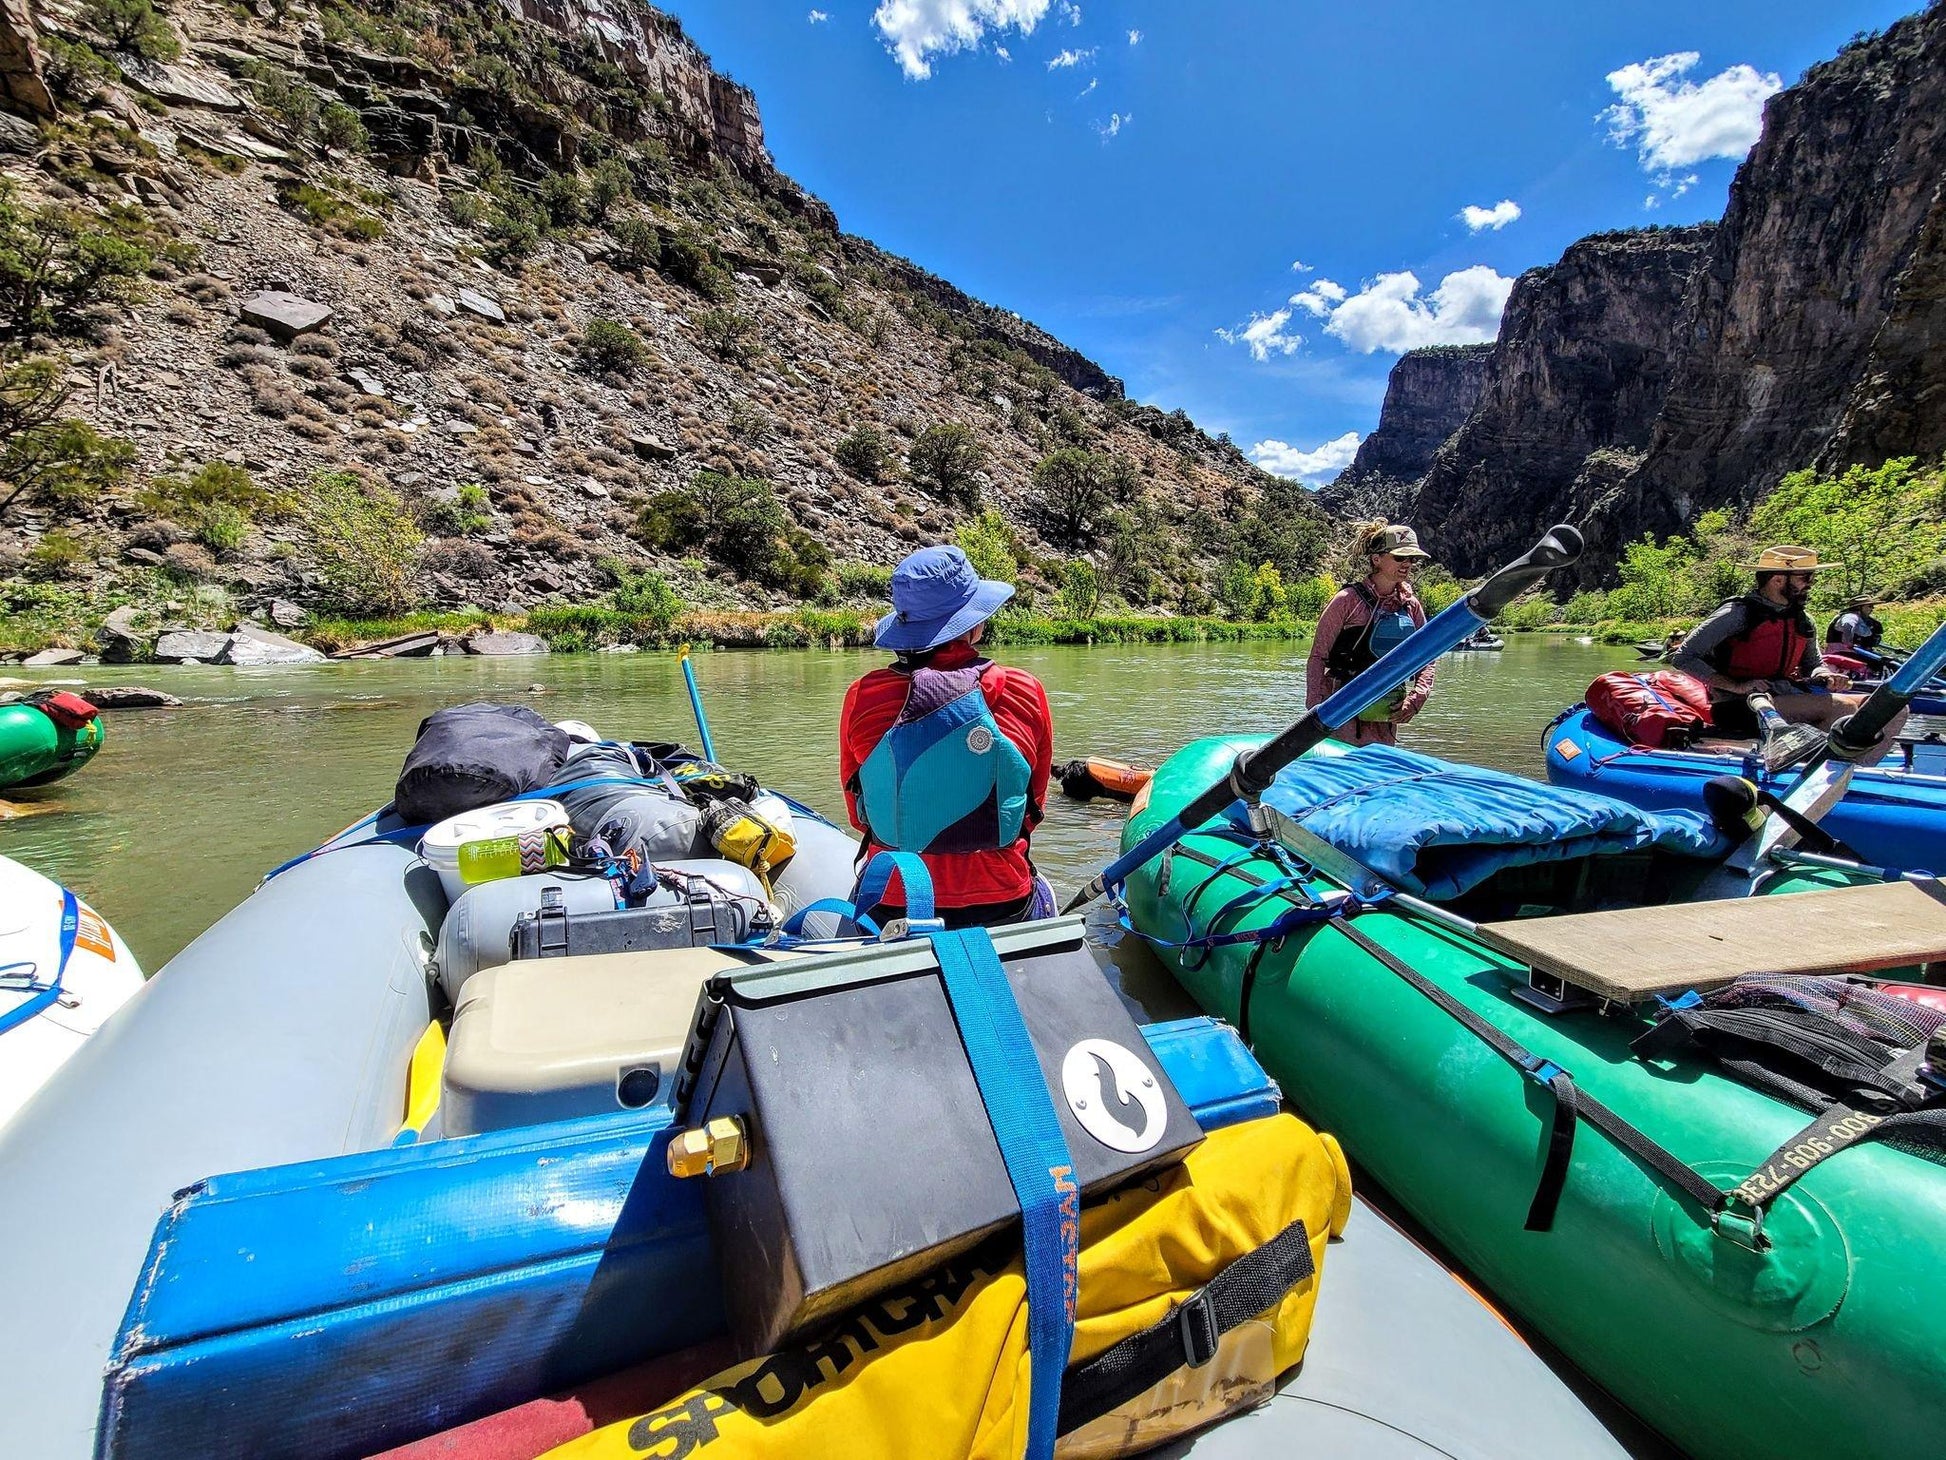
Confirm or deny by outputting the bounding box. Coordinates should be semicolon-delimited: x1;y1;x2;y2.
83;0;178;60
540;172;586;229
585;158;632;223
421;481;493;536
834;426;887;482
1055;559;1100;618
26;529;90;579
0;183;156;341
0;359;136;517
633;470;816;589
836;561;893;600
444;189;488;227
318;102;369;153
577;318;647;376
955;509;1019;584
195;501;249;555
41;36;118;104
302;469;423;613
696;307;756;362
907;422;983;508
607;563;683;627
609;214;659;272
1030;447;1130;547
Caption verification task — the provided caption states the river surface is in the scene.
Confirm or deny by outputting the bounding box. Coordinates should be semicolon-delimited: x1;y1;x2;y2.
3;634;1642;972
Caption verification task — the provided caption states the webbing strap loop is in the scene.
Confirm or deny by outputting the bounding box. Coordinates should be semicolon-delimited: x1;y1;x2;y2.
0;889;79;1040
929;928;1075;1460
852;849;936;922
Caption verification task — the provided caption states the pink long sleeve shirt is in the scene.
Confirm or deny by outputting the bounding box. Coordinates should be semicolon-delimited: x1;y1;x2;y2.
1305;580;1435;747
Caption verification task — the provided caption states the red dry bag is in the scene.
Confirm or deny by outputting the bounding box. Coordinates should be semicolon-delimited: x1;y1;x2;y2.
27;689;100;731
1585;670;1713;749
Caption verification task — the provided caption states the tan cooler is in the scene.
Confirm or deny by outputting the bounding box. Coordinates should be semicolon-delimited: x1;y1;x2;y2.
441;947;793;1136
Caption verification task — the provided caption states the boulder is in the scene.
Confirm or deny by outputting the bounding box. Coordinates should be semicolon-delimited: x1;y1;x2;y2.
0;0;55;119
98;605;154;664
462;630;549;656
122;60;243;110
268;599;308;629
456;288;506;323
0;106;38;154
22;648;84;667
239;290;333;342
331;629;439;659
153;629;232;663
345;367;387;397
87;686;183;710
628;432;677;461
217;624;327;665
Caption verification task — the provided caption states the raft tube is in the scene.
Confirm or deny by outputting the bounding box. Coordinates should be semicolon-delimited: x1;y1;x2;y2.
1546;705;1946;872
1124;734;1946;1460
0;697;102;790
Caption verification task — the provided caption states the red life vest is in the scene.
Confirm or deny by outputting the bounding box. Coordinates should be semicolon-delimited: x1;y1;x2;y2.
1585;670;1714;749
1718;601;1813;682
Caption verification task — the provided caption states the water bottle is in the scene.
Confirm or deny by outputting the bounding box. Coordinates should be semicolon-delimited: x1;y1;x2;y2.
457;828;568;885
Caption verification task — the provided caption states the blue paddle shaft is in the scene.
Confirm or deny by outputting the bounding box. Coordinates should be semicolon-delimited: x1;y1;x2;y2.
681;654;718;763
1831;615;1946;756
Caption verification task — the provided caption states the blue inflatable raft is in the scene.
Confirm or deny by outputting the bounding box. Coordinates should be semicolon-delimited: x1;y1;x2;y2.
1544;706;1946;874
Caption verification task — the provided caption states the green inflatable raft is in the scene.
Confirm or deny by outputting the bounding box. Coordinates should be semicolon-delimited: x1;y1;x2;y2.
0;696;103;790
1122;736;1946;1460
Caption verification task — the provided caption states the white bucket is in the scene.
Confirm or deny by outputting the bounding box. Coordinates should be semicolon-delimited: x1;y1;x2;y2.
419;799;570;905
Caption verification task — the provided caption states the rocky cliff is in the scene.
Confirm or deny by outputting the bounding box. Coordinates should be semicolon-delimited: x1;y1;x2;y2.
0;0;1298;648
1322;344;1489;522
1410;227;1714;578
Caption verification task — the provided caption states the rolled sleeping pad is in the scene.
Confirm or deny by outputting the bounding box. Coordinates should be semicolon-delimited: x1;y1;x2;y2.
0;838;440;1460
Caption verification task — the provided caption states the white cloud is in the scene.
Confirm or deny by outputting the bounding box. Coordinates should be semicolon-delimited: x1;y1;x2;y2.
1291;259;1314;274
1077;76;1098;97
1250;432;1363;483
808;8;829;21
1289;278;1347;318
1316;267;1514;353
1059;1;1081;23
995;44;1011;61
1048;45;1096;68
1127;28;1141;44
1216;307;1301;361
1601;52;1782;175
873;0;1051;79
1460;198;1522;232
1097;110;1130;140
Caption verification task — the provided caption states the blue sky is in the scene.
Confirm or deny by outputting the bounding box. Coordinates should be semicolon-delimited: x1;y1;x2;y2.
658;2;1917;483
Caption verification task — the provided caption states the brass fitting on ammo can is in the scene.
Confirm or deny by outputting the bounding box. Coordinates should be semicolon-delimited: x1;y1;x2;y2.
667;1115;751;1178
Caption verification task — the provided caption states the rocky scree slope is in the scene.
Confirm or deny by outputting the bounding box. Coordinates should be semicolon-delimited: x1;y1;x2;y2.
0;0;1306;649
1353;5;1946;584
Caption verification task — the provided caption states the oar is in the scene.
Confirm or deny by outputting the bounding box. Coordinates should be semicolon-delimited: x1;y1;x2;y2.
1063;523;1585;912
1748;693;1826;772
1698;615;1946;896
679;644;719;764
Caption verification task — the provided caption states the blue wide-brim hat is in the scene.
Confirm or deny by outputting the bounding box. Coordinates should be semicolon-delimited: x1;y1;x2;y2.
874;545;1015;652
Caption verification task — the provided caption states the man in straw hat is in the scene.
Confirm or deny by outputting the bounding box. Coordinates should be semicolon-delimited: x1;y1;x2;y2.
839;545;1056;928
1672;546;1907;761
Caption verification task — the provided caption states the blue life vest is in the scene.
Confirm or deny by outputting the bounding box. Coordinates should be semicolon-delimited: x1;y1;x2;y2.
856;661;1034;855
1322;583;1417;723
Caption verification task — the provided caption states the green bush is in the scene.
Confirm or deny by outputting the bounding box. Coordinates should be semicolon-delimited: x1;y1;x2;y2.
422;482;493;536
655;229;731;300
907;422;983;507
696;307;756;362
1285;572;1336;619
302;470;423;614
836;562;893;601
834;427;887;482
609;214;660;272
585;158;633;223
608;565;683;628
540;172;586;229
196;502;249;555
41;36;118;104
0;183;156;341
318;102;368;153
577;318;648;376
25;529;90;579
955;509;1019;584
1054;559;1101;618
634;470;808;589
1030;447;1131;547
83;0;178;61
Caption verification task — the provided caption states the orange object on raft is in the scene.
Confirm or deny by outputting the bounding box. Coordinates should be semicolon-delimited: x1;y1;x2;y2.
1055;756;1154;803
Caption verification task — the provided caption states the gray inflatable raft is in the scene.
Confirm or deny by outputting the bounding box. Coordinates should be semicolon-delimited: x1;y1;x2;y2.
0;800;1636;1458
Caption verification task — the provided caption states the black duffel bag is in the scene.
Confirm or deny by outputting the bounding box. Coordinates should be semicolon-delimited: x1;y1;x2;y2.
394;702;570;826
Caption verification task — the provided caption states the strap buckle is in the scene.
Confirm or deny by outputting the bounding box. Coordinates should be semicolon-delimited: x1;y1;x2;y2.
536;886;569;957
877;916;945;942
1175;1291;1219;1369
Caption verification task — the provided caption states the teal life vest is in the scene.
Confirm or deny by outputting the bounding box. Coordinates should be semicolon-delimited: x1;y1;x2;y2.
855;661;1034;855
1322;583;1418;723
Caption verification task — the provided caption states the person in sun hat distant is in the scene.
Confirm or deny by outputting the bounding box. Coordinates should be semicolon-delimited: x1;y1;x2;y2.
1307;520;1438;747
1672;545;1907;762
839;545;1056;928
1826;592;1886;656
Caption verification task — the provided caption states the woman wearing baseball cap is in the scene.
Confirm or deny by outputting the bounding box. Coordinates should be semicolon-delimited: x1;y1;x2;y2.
838;545;1056;928
1306;521;1438;746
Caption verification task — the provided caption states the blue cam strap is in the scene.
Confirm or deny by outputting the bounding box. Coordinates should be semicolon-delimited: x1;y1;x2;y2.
0;888;80;1039
928;926;1076;1460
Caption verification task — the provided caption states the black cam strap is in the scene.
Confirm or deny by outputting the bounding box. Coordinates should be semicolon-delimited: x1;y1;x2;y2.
1328;918;1728;1230
1056;1216;1314;1436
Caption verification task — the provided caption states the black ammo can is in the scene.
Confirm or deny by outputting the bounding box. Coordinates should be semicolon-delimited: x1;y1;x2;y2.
677;917;1203;1355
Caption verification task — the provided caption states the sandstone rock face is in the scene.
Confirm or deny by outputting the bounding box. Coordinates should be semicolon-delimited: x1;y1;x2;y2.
1411;227;1714;579
463;630;550;655
1326;345;1491;520
0;0;54;119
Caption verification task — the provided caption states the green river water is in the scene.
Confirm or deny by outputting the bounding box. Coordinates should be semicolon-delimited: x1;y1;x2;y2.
2;634;1643;973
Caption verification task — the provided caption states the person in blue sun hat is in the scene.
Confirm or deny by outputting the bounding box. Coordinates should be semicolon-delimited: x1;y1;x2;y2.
839;545;1056;927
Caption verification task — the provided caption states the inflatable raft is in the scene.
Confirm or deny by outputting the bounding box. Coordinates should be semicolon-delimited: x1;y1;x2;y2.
1546;704;1946;872
1122;735;1946;1460
0;855;142;1130
0;692;103;790
0;727;1628;1460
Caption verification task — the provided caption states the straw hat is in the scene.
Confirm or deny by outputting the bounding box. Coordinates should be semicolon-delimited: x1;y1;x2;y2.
1847;593;1878;609
1739;545;1842;573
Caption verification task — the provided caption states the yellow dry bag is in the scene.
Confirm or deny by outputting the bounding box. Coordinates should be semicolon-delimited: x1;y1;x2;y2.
543;1112;1351;1460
